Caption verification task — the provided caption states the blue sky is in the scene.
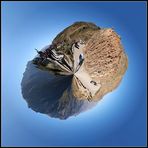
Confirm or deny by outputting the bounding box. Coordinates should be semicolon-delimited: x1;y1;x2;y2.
1;1;147;146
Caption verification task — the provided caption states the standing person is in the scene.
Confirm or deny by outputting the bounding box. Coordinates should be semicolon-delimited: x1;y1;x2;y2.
35;49;44;58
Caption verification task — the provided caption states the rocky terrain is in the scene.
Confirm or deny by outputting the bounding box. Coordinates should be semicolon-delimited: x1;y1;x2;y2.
21;22;128;119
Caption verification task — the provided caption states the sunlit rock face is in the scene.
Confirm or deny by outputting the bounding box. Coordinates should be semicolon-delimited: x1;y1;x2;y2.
21;22;128;119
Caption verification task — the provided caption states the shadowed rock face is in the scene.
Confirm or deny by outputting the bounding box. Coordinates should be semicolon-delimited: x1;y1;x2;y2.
21;22;128;119
21;61;97;119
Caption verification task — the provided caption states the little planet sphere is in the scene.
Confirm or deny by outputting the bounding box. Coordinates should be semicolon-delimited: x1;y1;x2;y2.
21;22;128;119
